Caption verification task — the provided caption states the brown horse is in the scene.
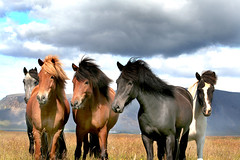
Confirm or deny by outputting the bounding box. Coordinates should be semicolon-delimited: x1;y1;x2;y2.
26;55;70;160
71;57;119;160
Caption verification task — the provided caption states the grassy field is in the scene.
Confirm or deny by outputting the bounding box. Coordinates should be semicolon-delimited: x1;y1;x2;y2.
0;131;240;160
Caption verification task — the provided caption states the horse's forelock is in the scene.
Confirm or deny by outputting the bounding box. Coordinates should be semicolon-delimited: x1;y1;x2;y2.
41;55;69;82
201;70;217;85
29;68;39;81
75;57;112;100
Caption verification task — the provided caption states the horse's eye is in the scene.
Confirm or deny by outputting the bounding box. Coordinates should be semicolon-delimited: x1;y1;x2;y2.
23;79;25;84
128;81;133;86
34;81;39;85
51;76;54;79
85;81;89;85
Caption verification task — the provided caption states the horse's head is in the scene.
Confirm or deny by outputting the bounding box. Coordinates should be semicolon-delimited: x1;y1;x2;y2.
112;61;139;113
71;63;93;109
196;71;217;117
71;57;112;109
23;67;39;103
37;56;68;106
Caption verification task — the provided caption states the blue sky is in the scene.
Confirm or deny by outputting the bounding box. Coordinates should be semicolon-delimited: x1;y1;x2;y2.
1;0;240;99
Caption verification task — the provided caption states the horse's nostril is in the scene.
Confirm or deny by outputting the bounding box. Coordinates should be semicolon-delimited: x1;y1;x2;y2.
71;101;78;107
37;95;40;101
112;105;120;113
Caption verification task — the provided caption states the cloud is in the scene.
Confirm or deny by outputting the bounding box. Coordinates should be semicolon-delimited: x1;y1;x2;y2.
0;120;10;126
0;0;50;16
1;0;240;58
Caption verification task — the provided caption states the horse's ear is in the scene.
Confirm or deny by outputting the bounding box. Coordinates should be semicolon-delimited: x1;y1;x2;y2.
51;58;55;64
117;62;124;71
38;59;44;66
196;72;201;81
212;71;216;77
34;67;37;72
72;63;78;71
23;67;28;75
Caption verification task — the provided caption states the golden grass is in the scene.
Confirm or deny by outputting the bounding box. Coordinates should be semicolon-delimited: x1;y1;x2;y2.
0;131;239;160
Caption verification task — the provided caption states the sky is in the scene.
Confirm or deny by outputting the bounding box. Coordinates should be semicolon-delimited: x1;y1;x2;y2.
1;0;240;99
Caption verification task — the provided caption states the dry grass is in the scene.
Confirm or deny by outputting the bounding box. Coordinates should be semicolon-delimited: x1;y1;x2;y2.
0;131;239;160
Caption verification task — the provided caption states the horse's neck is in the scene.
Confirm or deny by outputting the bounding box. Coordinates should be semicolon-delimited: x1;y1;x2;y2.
137;91;162;112
188;81;198;99
86;88;106;110
192;97;206;121
189;84;207;122
55;83;67;105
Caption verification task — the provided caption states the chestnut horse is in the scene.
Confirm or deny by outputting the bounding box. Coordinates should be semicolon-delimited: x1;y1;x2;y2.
23;67;39;155
26;55;70;159
71;57;119;160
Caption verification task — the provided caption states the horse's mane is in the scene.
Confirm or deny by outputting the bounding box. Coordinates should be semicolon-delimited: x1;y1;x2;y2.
41;55;69;85
29;68;39;82
75;57;112;101
121;58;174;97
201;70;217;85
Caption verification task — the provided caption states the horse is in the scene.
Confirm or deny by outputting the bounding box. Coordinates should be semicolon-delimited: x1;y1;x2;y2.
112;58;193;160
26;55;70;160
23;67;39;155
71;57;119;160
188;71;217;160
23;67;39;103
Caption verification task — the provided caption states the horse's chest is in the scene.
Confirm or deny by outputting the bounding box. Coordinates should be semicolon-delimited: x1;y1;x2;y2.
33;108;64;131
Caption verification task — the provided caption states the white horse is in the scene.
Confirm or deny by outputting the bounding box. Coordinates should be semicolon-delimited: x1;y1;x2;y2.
188;71;217;160
23;67;39;103
23;67;39;155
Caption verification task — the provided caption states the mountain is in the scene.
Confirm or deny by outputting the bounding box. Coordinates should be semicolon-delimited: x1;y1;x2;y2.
0;90;239;135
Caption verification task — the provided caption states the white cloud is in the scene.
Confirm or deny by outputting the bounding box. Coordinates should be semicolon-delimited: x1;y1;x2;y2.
23;41;57;51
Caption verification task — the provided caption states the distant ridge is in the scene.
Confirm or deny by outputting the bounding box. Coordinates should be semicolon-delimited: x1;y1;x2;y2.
0;90;240;135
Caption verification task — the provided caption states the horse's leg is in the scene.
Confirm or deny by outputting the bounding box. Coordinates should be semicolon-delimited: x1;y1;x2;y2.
75;126;84;160
49;129;62;160
98;127;108;159
41;132;48;159
141;134;154;160
32;127;41;160
179;129;190;160
89;133;100;158
25;114;34;155
157;136;166;160
196;136;205;160
82;134;89;160
165;134;175;160
57;130;67;159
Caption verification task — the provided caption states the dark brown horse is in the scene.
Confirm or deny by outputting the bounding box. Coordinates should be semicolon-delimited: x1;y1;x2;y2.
71;57;119;160
26;55;70;159
112;59;193;160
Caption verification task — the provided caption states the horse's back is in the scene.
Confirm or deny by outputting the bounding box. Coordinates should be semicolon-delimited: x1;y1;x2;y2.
174;86;193;129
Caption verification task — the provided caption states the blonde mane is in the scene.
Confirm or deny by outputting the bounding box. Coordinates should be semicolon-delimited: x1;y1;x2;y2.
188;81;198;99
42;55;69;83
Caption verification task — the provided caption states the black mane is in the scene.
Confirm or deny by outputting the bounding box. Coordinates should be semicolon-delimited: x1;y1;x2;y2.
75;57;112;101
121;58;174;97
29;68;39;82
201;70;217;85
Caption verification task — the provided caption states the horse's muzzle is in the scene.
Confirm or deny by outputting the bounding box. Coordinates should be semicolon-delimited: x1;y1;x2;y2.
37;94;47;105
70;99;84;109
202;107;212;117
112;105;123;113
